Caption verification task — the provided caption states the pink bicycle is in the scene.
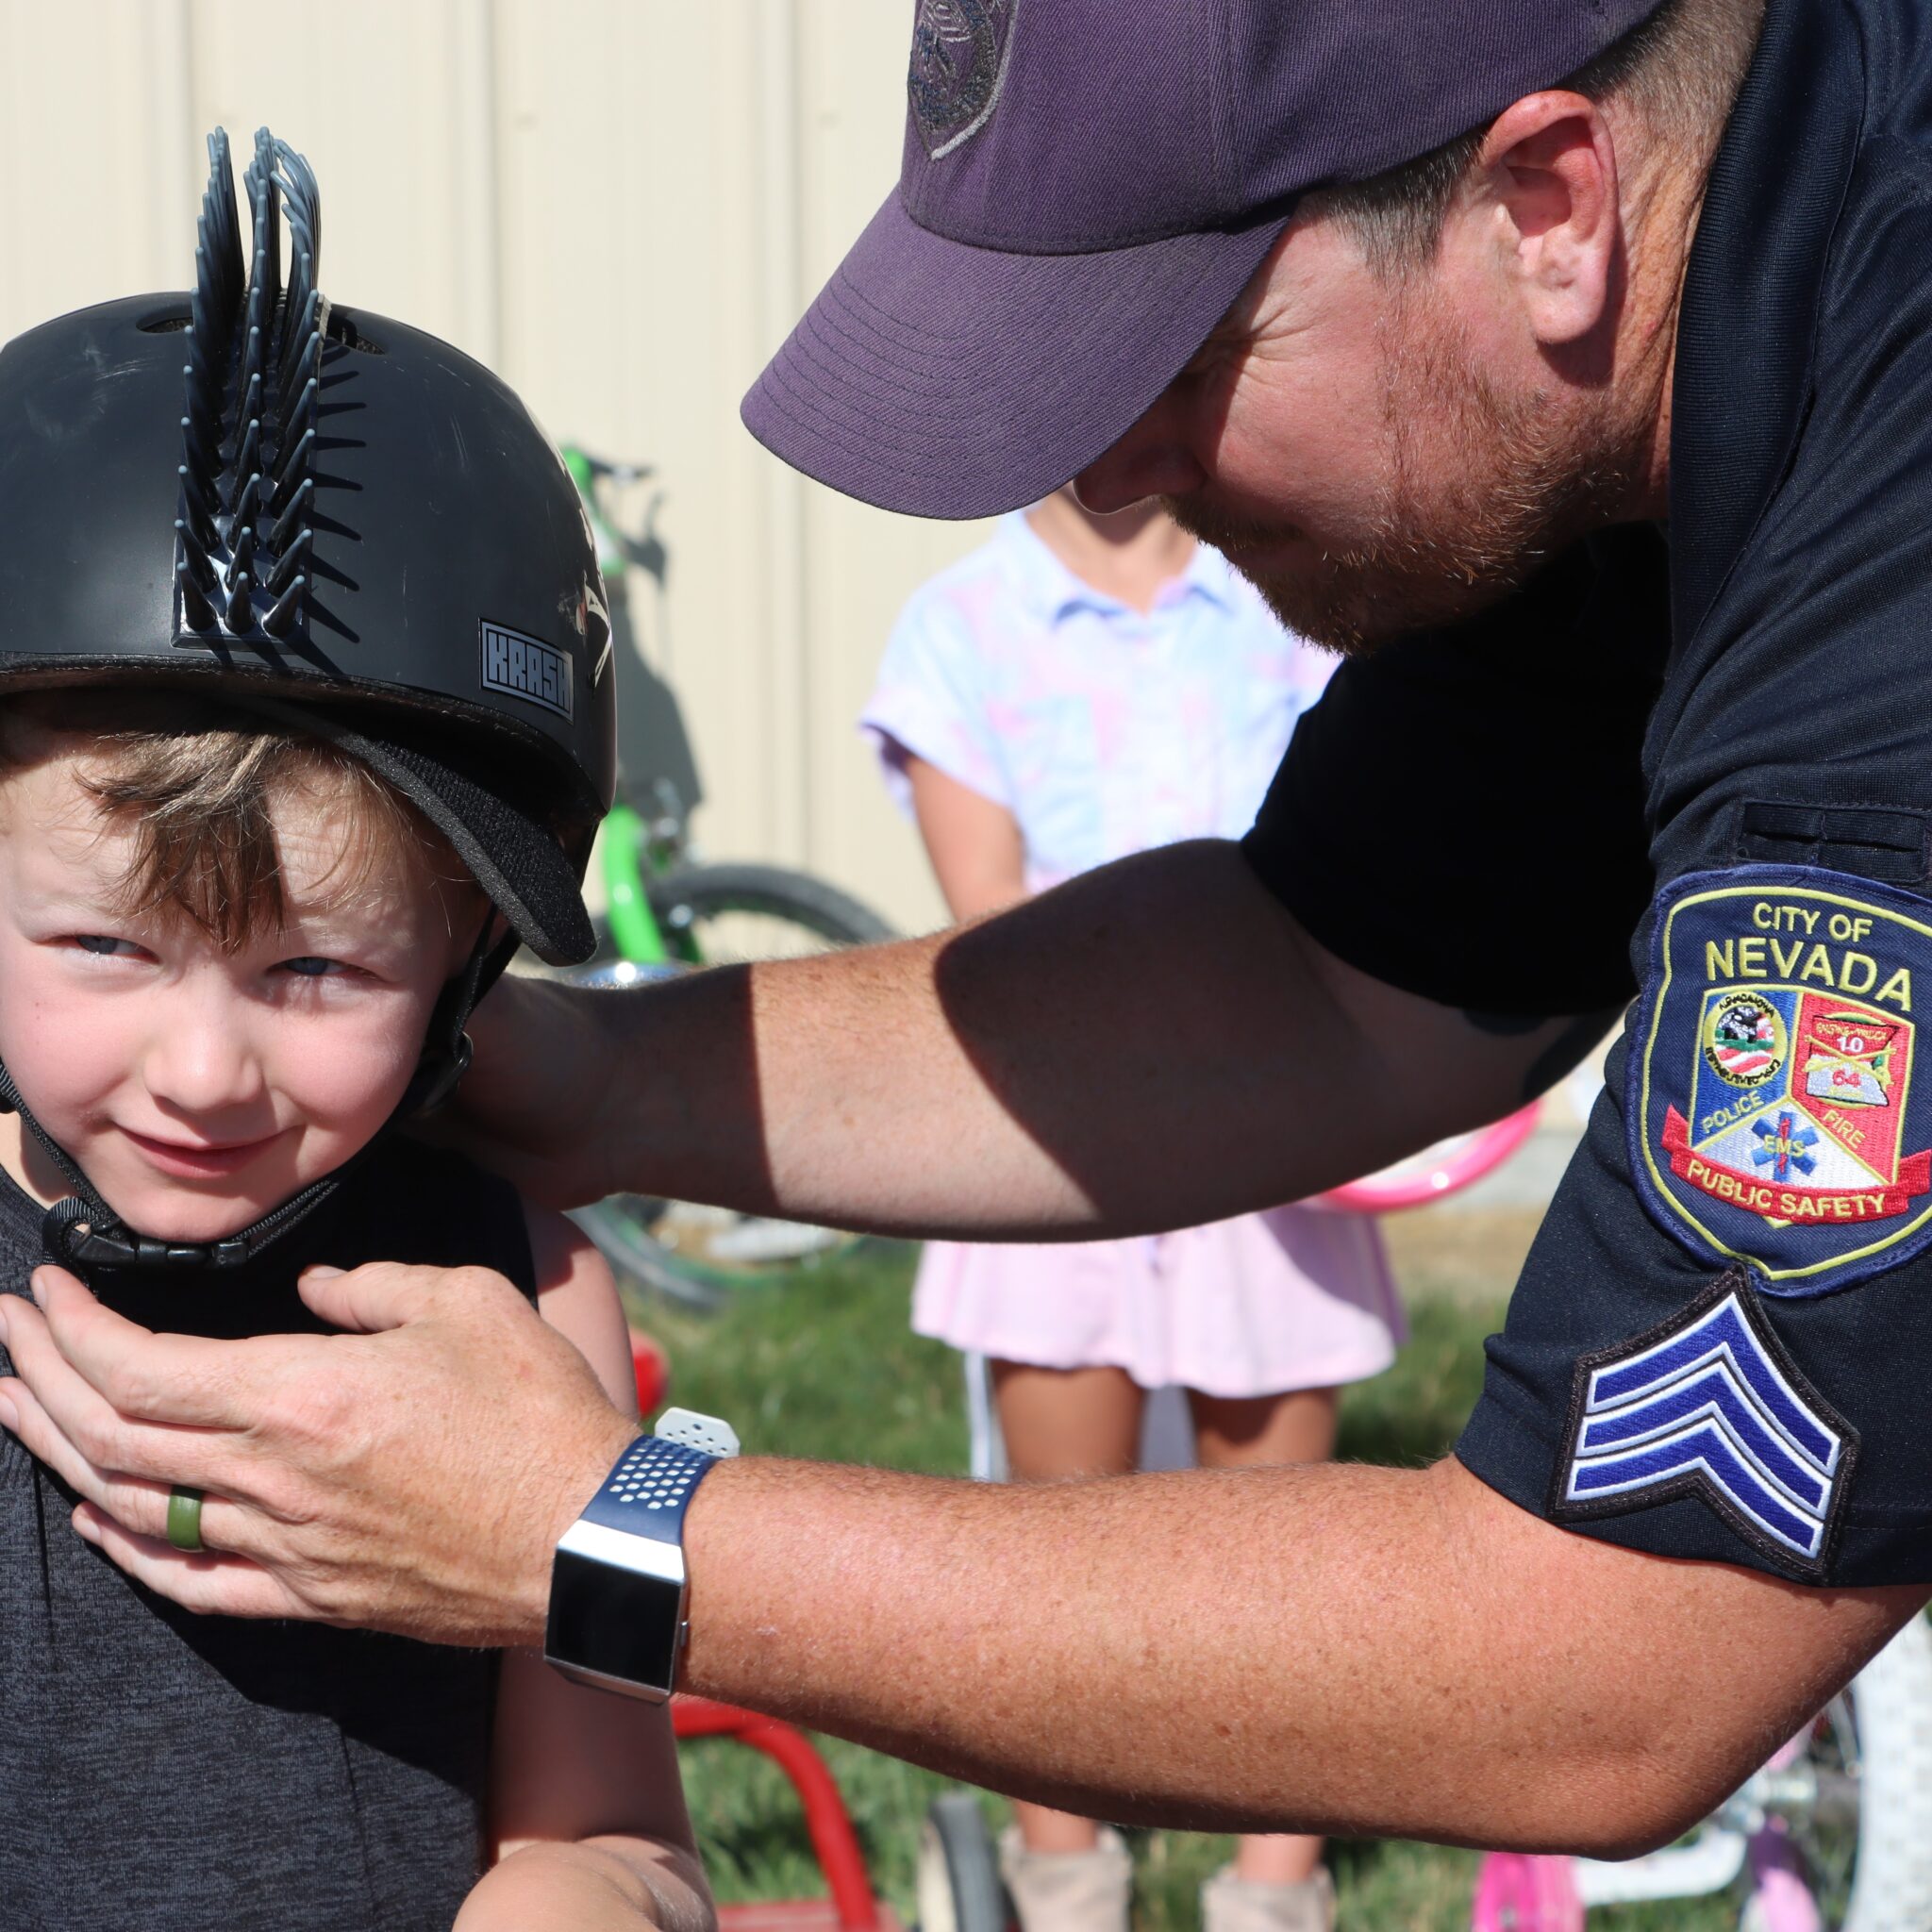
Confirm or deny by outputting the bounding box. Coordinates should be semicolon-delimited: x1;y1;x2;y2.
1314;1107;1544;1214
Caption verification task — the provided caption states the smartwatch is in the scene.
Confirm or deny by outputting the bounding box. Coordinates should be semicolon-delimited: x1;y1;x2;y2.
543;1407;740;1701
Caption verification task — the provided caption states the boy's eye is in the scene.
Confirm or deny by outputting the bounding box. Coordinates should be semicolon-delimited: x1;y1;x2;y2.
73;935;142;958
277;956;349;979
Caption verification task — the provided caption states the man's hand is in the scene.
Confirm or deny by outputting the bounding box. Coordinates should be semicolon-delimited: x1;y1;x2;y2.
0;1261;634;1644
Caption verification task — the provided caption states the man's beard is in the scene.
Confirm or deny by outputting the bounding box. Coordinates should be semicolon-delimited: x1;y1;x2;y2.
1166;305;1640;658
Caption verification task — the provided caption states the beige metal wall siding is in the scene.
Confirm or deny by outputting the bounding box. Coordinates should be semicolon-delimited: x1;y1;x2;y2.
0;0;980;935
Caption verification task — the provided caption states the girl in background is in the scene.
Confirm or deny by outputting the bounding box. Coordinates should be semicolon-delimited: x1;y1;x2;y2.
862;488;1403;1932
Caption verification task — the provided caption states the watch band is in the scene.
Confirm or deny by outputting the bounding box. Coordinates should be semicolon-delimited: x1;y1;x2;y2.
544;1408;738;1703
578;1432;718;1541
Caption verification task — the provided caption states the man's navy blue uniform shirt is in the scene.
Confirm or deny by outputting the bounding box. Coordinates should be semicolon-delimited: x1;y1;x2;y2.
1244;0;1932;1584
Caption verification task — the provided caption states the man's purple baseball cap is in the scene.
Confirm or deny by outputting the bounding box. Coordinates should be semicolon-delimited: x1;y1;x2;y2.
741;0;1663;521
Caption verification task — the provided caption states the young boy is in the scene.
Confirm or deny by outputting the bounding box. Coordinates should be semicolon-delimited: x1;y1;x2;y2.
0;131;708;1931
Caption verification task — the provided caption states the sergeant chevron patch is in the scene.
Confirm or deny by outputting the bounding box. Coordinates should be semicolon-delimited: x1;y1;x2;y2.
1552;1272;1855;1577
1630;865;1932;1293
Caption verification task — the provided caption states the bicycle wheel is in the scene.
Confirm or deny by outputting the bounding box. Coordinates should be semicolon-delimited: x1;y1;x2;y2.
916;1793;1011;1932
648;861;895;962
1807;1611;1932;1931
1313;1106;1542;1214
569;862;895;1307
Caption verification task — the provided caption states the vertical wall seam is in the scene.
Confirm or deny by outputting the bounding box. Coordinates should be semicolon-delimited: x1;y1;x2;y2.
149;0;197;289
755;0;808;863
786;1;812;865
455;0;505;372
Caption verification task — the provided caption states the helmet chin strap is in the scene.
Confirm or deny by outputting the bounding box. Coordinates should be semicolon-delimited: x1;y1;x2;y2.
0;930;495;1274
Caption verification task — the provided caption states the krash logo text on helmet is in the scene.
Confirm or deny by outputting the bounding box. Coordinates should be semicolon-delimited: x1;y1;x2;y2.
482;623;574;721
908;0;1019;158
1627;868;1932;1293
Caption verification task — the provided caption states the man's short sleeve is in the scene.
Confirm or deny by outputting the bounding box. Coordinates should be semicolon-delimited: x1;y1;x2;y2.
1457;139;1932;1588
1241;529;1669;1018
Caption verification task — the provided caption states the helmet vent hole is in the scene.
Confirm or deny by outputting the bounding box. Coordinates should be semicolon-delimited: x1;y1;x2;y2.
326;313;386;356
138;308;192;333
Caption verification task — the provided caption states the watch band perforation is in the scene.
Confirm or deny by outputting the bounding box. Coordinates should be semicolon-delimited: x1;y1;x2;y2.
583;1434;715;1535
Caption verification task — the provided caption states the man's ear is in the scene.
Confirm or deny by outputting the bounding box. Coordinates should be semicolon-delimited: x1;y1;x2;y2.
1470;91;1621;346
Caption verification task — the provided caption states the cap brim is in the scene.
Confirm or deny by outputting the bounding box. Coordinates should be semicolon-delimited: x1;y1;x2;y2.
742;192;1291;521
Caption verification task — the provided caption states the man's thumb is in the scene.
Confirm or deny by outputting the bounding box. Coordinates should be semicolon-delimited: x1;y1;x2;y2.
297;1260;453;1335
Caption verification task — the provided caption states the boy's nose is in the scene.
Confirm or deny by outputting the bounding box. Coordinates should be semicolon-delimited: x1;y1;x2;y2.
142;998;269;1120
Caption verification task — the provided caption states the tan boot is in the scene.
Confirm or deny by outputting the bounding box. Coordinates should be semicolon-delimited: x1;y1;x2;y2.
1200;1864;1336;1932
997;1824;1132;1932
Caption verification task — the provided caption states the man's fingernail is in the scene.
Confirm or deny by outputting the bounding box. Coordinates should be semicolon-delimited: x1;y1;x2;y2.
71;1507;100;1545
0;1394;16;1432
304;1266;345;1281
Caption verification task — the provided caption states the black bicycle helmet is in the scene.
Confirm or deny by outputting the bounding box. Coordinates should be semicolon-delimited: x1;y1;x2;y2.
0;125;614;969
0;127;618;1272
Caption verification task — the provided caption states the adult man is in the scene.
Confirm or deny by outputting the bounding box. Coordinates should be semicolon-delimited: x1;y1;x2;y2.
3;0;1927;1859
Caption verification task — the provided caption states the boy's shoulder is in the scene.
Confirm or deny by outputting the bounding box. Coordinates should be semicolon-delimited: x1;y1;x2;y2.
322;1137;538;1300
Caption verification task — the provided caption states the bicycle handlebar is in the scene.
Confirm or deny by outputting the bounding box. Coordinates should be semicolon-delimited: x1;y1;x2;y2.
563;443;654;486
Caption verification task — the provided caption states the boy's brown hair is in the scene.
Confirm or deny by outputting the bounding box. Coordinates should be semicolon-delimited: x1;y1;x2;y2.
0;689;475;953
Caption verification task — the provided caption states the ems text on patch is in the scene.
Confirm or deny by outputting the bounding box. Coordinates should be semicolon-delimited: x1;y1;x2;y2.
481;622;573;721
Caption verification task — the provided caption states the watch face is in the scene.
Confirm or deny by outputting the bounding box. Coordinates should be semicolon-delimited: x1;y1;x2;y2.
546;1546;681;1697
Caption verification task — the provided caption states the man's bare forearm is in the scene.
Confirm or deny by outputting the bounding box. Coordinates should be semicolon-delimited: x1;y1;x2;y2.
682;1454;1923;1855
581;841;1596;1237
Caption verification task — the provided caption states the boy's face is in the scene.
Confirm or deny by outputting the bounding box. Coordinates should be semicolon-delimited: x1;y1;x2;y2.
0;746;480;1241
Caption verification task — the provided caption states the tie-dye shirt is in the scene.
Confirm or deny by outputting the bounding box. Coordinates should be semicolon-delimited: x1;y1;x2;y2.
862;511;1333;891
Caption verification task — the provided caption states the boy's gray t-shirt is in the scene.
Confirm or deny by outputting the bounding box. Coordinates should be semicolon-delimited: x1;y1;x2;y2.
0;1137;539;1931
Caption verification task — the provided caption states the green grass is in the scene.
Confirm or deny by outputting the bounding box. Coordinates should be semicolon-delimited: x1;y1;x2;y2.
633;1236;1740;1932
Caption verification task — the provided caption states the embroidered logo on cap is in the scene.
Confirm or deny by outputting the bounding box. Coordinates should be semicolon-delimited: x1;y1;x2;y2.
480;621;573;721
1553;1273;1854;1578
908;0;1019;159
1629;865;1932;1293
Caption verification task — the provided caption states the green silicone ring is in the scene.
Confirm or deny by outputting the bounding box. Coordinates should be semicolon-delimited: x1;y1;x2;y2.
166;1487;204;1554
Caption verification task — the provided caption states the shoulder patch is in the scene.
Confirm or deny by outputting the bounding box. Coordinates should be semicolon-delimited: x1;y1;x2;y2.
1553;1272;1855;1578
1629;865;1932;1294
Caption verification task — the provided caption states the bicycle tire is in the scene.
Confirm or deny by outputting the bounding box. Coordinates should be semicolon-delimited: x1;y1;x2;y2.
915;1793;1011;1932
1836;1612;1932;1932
1314;1106;1543;1214
571;861;895;1307
647;861;895;961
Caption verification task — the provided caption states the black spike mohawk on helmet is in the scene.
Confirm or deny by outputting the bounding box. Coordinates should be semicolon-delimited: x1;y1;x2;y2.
175;126;324;644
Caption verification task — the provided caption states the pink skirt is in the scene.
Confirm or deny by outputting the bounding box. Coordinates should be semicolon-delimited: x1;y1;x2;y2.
912;1206;1403;1398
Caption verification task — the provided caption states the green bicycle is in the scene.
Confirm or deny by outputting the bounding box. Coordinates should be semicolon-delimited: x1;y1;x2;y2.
548;447;895;1306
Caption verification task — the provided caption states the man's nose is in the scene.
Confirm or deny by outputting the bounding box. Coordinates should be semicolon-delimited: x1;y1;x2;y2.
142;991;267;1118
1072;391;1207;515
